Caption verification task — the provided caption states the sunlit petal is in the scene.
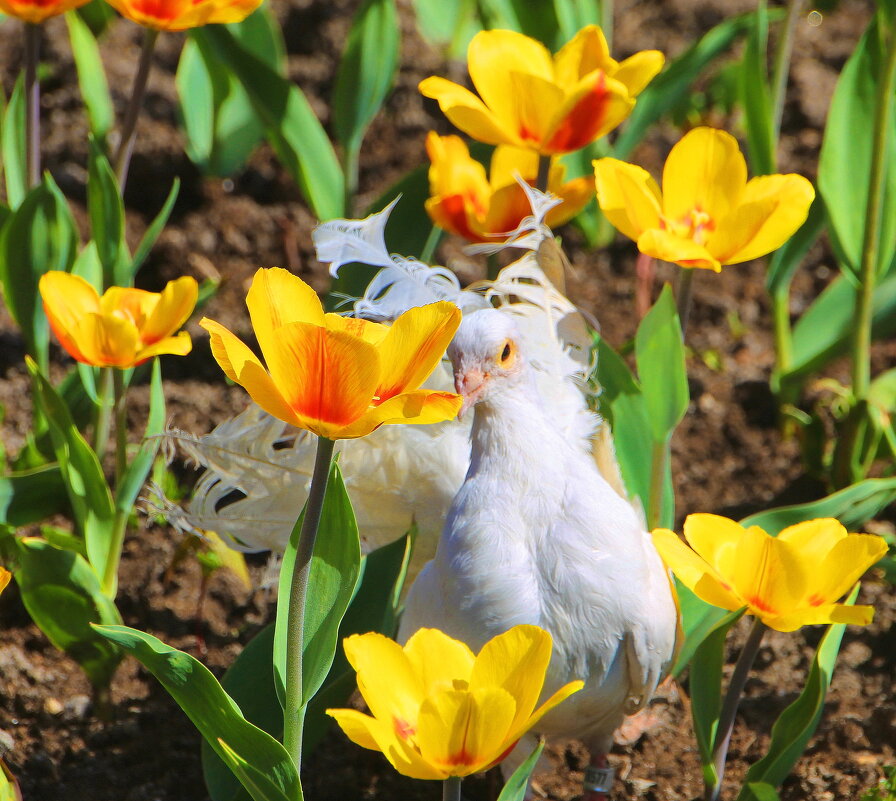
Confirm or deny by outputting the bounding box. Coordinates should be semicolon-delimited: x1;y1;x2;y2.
594;158;662;242
612;50;665;96
404;628;476;695
553;25;613;88
419;77;518;147
683;514;745;574
142;276;198;344
637;229;720;271
811;535;889;605
136;331;193;362
776;519;847;563
510;679;584;743
545;72;632;153
74;312;139;368
768;602;876;632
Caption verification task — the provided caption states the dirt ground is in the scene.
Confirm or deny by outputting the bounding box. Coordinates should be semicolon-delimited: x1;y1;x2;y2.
0;0;894;799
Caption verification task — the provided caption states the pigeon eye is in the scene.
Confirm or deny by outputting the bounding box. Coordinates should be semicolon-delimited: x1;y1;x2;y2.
499;341;513;365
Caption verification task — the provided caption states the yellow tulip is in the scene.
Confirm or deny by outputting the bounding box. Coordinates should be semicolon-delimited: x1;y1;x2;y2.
593;127;815;271
652;515;887;632
420;26;663;156
200;268;462;440
425;132;592;243
0;0;88;23
39;271;196;368
105;0;262;31
327;625;583;779
0;567;9;596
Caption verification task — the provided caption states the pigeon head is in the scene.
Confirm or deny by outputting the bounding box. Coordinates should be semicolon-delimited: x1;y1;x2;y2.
448;309;527;417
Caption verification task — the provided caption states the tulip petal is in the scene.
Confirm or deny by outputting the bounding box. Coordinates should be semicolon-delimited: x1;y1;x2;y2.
326;708;446;780
613;50;665;96
489;145;539;189
142;276;198;344
40;272;101;364
0;567;9;595
416;686;516;776
662;128;747;228
375;302;461;399
426;195;488;242
485;183;536;238
470;625;552;735
343;633;424;729
776;519;847;564
100;287;157;326
511;679;584;744
545;176;594;227
468;29;554;131
137;331;193;362
593;158;662;242
263;322;381;438
404;628;476;696
637;229;721;271
246;267;325;366
811;535;889;606
72;312;139;367
428;133;492;200
419;77;518;148
545;72;632;153
323;313;390;347
553;25;613;88
200;318;299;426
683;514;745;575
768;602;875;633
707;174;815;265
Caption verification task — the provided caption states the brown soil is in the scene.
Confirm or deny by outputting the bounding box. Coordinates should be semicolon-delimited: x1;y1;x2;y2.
1;0;894;800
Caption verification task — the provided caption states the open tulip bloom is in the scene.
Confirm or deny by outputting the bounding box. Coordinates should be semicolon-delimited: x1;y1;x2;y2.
594;127;815;271
0;0;88;22
652;515;887;632
420;26;663;156
105;0;263;31
200;267;462;440
425;132;591;243
40;271;197;369
327;625;583;780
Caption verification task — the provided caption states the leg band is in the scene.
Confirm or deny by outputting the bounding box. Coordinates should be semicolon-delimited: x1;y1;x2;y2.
584;765;615;793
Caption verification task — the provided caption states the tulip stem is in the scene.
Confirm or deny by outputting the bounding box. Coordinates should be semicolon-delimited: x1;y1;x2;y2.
114;27;159;189
705;617;767;801
675;267;695;336
23;22;41;190
852;16;896;402
113;368;128;486
536;155;551;194
443;776;462;801
770;0;804;141
283;435;336;772
93;367;114;460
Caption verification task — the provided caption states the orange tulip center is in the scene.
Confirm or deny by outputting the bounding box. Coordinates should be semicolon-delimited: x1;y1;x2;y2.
745;594;776;615
666;207;716;245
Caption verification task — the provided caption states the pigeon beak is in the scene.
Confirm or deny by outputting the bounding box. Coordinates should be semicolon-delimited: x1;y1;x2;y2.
456;368;487;419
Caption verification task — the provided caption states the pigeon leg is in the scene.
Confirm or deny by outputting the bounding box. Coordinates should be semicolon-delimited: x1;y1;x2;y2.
583;754;614;801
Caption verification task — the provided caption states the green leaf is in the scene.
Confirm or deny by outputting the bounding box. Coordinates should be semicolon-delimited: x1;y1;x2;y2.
27;361;116;582
818;18;896;276
738;1;776;175
274;461;362;706
0;175;79;371
16;537;122;689
192;26;344;220
75;0;116;35
672;581;729;676
552;0;603;48
742;586;859;788
215;741;295;801
114;359;164;517
92;625;301;801
87;139;128;286
66;11;114;141
765;196;826;297
634;284;689;443
740;477;896;534
688;608;746;783
0;464;68;527
478;0;560;48
738;783;782;801
1;75;26;209
497;738;546;801
333;0;399;159
615;14;753;159
177;7;284;176
131;178;180;274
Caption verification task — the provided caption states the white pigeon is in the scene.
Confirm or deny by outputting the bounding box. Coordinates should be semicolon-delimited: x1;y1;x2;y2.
399;308;679;800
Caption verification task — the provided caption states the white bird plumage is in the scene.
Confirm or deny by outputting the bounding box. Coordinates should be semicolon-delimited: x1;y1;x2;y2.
399;309;678;797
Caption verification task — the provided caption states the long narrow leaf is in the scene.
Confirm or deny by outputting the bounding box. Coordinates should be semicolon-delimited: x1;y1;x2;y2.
1;76;26;209
738;1;776;175
66;11;114;140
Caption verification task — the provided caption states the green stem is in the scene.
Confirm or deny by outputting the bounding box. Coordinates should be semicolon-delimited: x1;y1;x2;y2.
112;368;127;487
647;439;668;530
103;508;128;598
343;144;359;215
705;618;767;801
676;267;695;337
420;225;443;264
771;285;792;397
282;435;336;771
93;367;114;459
113;27;159;189
535;154;551;193
600;0;614;49
443;776;462;801
852;19;896;401
770;0;805;142
23;22;41;190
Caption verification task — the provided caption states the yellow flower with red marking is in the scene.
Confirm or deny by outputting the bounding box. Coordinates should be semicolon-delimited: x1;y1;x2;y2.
39;271;196;368
0;0;89;23
327;625;582;779
200;267;462;440
593;127;815;271
652;515;887;632
105;0;262;31
425;132;592;243
420;26;663;156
